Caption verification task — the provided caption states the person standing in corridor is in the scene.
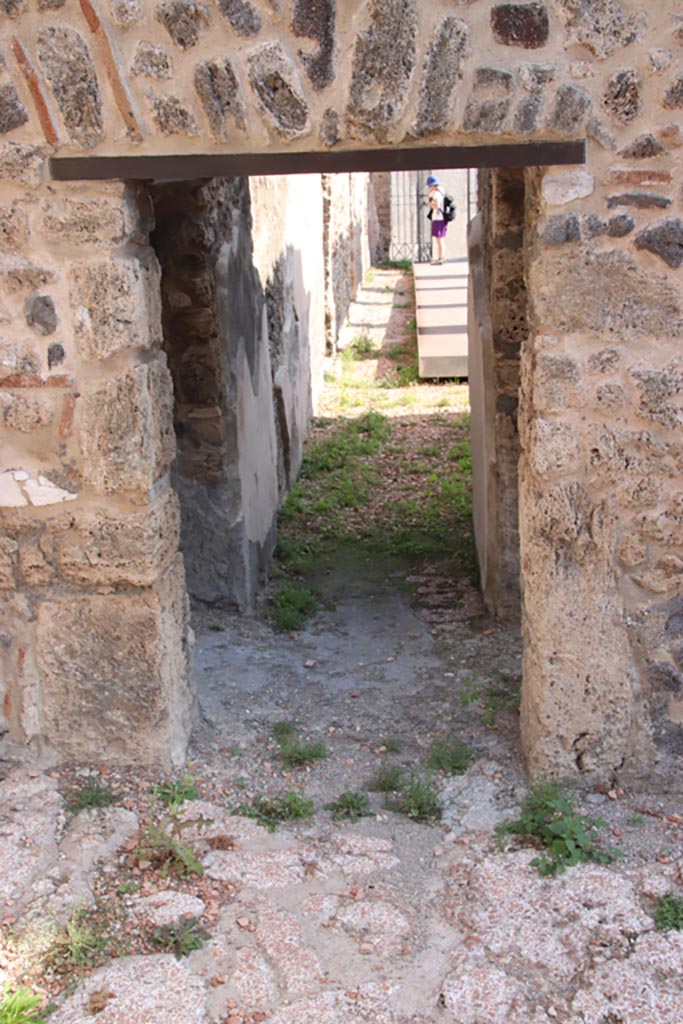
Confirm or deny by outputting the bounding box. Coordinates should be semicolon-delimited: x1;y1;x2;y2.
426;174;447;265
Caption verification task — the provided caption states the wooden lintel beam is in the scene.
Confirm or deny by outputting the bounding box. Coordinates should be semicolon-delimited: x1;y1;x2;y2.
49;140;586;182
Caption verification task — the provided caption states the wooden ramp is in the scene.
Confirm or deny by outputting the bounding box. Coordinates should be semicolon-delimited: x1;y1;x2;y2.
414;258;469;379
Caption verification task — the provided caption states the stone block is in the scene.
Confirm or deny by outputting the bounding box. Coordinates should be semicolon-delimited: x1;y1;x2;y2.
0;82;28;135
51;489;181;587
37;26;103;148
635;219;683;268
608;169;671;188
0;536;18;588
619;134;667;159
79;359;176;500
630;363;683;428
69;256;162;360
0;392;55;432
248;44;310;140
603;69;642;124
216;0;260;36
555;0;645;60
607;193;671;210
531;250;683;339
346;0;417;141
491;4;549;49
548;83;590;134
194;58;246;140
156;0;211;49
541;212;580;245
293;0;335;91
152;95;198;136
414;18;469;136
541;168;594;205
663;76;683;109
131;42;173;79
36;556;194;766
0;205;27;250
528;418;581;476
43;199;126;246
0;143;43;185
606;213;634;237
463;67;515;133
533;353;581;409
25;292;58;335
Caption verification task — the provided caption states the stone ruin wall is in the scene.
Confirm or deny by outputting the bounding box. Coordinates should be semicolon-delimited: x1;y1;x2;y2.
0;0;681;779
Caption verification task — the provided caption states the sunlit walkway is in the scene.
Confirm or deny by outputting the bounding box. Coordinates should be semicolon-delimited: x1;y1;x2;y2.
414;257;469;379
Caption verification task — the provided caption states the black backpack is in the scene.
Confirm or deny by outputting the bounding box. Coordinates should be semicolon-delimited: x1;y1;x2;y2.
443;194;456;222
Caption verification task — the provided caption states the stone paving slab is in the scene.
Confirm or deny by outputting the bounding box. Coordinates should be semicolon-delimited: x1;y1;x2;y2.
414;259;469;379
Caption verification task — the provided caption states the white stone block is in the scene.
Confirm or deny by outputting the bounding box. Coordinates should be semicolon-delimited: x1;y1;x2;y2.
0;470;27;506
542;170;594;207
24;475;78;506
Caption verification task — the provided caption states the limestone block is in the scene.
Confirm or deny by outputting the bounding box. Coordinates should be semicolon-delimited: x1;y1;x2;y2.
530;250;683;339
215;0;260;36
37;556;194;766
0;471;26;508
603;69;642;124
346;0;417;141
69;257;162;360
0;206;27;250
0;335;40;378
463;68;515;133
51;489;181;587
0;143;43;186
23;476;78;506
555;0;646;60
43;199;126;247
414;18;470;136
292;0;335;91
528;418;581;476
37;26;103;148
155;0;211;50
248;44;310;140
533;353;581;409
0;392;55;432
152;95;198;136
631;363;683;428
194;58;246;140
79;360;175;500
541;169;594;205
0;536;18;588
132;42;173;79
18;542;53;585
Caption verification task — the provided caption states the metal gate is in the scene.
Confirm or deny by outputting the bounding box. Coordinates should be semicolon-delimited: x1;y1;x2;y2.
389;169;431;263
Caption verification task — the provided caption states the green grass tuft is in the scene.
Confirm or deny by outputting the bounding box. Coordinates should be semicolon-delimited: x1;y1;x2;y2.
425;737;473;775
325;788;370;822
272;583;318;631
233;791;314;832
654;894;683;931
0;987;46;1024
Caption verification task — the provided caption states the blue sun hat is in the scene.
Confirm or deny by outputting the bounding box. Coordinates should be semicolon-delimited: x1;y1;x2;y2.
426;175;439;186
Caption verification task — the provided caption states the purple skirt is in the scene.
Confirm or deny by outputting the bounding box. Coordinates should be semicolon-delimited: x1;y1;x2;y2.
431;220;447;238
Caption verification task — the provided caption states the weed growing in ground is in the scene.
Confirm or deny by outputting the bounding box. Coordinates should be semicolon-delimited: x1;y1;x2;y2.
273;721;327;769
272;583;317;631
151;917;211;959
628;814;646;827
116;880;140;896
460;672;521;726
369;761;404;794
426;737;473;775
0;987;45;1024
348;334;375;357
40;906;104;976
496;782;621;876
325;789;370;822
66;779;116;815
380;737;401;754
654;894;683;930
377;259;413;273
401;771;441;823
233;792;314;832
153;773;198;806
136;807;204;879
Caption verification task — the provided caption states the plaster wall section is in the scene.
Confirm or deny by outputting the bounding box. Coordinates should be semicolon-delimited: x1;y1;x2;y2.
322;172;373;354
0;171;193;765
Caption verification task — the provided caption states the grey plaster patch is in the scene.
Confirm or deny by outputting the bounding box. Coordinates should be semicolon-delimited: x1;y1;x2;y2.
413;17;469;136
346;0;417;141
248;44;310;139
37;26;103;148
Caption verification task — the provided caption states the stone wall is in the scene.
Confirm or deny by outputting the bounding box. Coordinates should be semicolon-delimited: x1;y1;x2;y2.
322;172;373;353
0;1;682;778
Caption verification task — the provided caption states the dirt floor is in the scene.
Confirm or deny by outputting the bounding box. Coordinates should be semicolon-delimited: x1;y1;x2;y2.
1;266;682;1023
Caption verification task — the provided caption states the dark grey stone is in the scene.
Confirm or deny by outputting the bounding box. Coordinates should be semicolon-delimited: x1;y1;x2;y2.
156;1;211;49
663;76;683;110
47;342;65;369
619;133;667;159
414;18;469;136
292;0;335;91
216;0;261;36
346;0;417;141
513;93;542;133
586;116;616;150
542;212;580;245
25;293;57;335
648;661;683;694
0;0;27;14
321;107;340;147
607;192;671;209
583;214;606;238
555;0;645;60
635;218;683;268
248;44;310;139
152;95;198;135
38;0;66;7
0;83;28;135
603;69;642;124
548;83;590;134
491;3;549;48
195;58;245;139
132;42;173;79
463;67;514;133
37;27;103;149
606;212;634;237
